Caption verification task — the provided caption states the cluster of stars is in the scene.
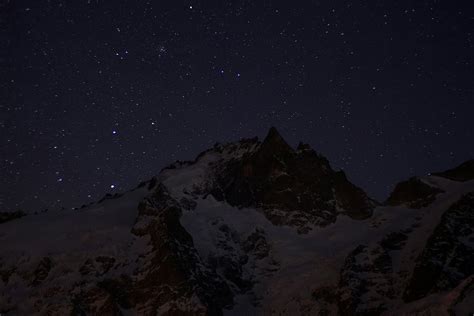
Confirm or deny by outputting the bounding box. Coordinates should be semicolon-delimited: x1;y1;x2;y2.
2;1;473;211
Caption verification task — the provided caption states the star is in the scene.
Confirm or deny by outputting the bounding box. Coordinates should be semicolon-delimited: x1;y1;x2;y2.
3;0;472;212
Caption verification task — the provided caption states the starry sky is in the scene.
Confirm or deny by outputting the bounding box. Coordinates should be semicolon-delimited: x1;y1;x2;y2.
2;1;473;211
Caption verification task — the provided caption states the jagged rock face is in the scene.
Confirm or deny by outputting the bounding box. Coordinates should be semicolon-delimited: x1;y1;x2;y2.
129;184;234;315
385;177;444;208
313;230;410;316
404;191;474;302
433;159;474;182
213;128;375;231
337;244;394;315
314;187;474;316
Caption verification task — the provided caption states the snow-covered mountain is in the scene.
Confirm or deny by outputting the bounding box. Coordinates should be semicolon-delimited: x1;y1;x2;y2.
1;128;473;315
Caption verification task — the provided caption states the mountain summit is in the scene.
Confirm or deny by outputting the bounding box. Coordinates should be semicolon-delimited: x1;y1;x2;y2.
1;129;473;315
207;127;375;230
259;126;294;155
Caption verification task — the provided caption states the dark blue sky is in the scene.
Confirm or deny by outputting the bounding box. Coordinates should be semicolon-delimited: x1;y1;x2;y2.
2;0;473;211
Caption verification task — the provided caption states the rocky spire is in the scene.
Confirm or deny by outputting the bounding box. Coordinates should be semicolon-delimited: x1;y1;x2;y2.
258;127;294;158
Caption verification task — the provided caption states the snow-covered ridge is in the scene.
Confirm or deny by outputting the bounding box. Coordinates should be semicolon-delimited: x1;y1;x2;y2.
159;137;260;199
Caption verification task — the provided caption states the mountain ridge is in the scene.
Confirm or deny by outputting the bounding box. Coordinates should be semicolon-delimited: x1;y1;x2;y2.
60;127;473;213
1;127;473;315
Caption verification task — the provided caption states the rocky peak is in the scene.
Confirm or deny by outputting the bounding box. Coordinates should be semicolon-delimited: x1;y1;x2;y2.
385;159;474;209
432;159;474;182
385;177;444;209
255;127;294;162
211;128;375;231
262;127;291;148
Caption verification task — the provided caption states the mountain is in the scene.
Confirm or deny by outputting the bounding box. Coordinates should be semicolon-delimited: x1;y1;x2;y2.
1;127;473;315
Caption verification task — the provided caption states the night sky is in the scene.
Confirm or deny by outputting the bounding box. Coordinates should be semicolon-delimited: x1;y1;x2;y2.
2;1;473;211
